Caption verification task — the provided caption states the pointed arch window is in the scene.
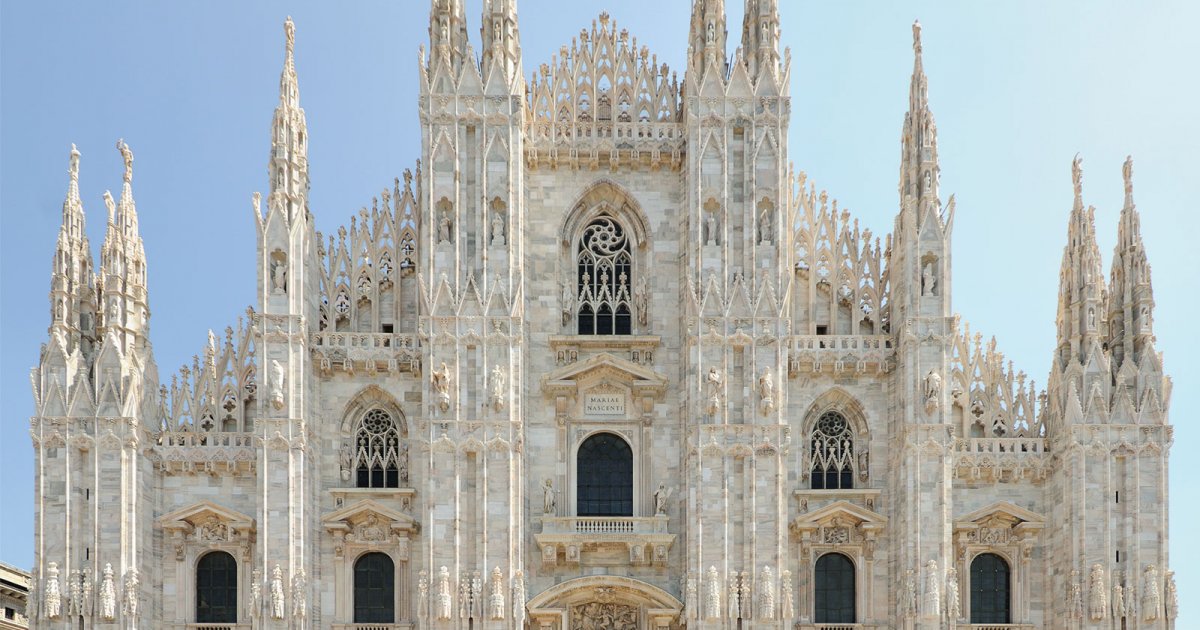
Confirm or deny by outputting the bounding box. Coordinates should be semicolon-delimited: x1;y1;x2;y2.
354;552;395;623
970;553;1011;624
576;432;633;516
354;409;406;488
576;215;633;336
810;411;854;490
814;552;856;623
196;551;238;623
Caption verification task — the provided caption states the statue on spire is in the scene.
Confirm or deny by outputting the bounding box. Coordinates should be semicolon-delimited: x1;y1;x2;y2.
1071;154;1083;200
285;17;295;59
912;20;922;54
69;144;80;181
117;139;133;184
1123;155;1134;196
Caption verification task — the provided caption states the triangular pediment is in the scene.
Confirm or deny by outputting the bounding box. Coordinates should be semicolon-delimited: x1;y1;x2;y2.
792;500;887;531
158;500;255;535
955;501;1044;531
541;352;667;396
322;498;418;534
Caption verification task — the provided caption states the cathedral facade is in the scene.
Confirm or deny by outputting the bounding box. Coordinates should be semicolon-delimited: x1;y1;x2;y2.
27;2;1176;629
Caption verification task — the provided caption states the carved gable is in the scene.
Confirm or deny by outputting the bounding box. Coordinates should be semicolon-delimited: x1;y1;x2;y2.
322;499;419;558
542;352;667;420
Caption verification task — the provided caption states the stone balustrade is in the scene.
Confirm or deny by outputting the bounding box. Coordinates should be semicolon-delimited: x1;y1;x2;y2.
312;332;420;375
535;515;674;567
787;335;895;375
153;431;257;476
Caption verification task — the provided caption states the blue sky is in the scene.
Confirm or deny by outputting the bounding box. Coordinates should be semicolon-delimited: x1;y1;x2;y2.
2;0;1197;621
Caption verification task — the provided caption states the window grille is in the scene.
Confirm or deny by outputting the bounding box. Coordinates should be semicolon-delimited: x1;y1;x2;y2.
810;411;855;489
196;551;238;623
814;552;856;623
576;216;633;335
355;409;406;488
354;552;395;624
970;553;1011;624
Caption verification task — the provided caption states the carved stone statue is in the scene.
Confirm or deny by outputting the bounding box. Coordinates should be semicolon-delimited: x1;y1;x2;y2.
1088;563;1107;621
117;139;134;183
561;279;576;324
739;571;751;620
758;205;774;244
339;442;353;481
99;564;116;620
904;569;917;617
511;571;526;626
634;277;649;327
438;212;453;244
357;513;386;542
292;568;307;618
758;366;775;414
653;483;671;515
781;569;795;619
490;364;506;411
684;572;698;620
45;562;61;619
417;570;429;619
431;362;452;412
922;261;937;296
269;565;285;620
1072;154;1084;199
705;566;721;620
705;367;723;415
704;208;718;245
759;566;776;619
489;567;505;620
270;359;286;410
270;256;287;293
122;568;139;618
67;569;81;618
923;369;942;415
542;478;557;514
1165;570;1178;619
249;569;262;619
1113;573;1125;620
706;21;715;44
1069;570;1084;619
437;566;453;620
727;573;740;620
923;560;940;618
945;566;960;621
490;211;505;246
1125;580;1137;620
81;567;93;617
1142;565;1160;621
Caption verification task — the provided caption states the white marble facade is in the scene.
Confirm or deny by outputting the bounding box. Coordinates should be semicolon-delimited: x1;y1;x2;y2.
27;2;1176;629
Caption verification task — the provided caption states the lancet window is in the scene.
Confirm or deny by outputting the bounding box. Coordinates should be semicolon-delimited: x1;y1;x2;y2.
576;215;633;336
354;409;406;488
810;411;854;490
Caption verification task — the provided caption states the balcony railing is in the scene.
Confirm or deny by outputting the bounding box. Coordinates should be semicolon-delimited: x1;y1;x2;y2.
332;624;413;630
187;624;251;630
154;432;257;476
541;516;669;535
160;432;255;448
954;438;1048;454
312;331;420;374
787;335;894;375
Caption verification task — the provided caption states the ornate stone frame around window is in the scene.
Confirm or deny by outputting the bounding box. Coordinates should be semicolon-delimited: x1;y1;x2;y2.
789;499;886;625
158;501;255;625
952;501;1044;626
322;499;419;627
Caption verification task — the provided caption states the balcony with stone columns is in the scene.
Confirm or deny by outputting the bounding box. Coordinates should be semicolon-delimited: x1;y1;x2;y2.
786;335;895;376
535;516;674;567
311;331;420;375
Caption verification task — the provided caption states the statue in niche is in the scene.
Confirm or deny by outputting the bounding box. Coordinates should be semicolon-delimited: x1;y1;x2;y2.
653;483;672;515
705;367;723;415
758;203;774;244
269;565;285;620
45;562;62;619
431;362;452;412
706;21;715;44
923;369;941;415
923;560;940;618
634;277;649;327
122;568;138;618
438;211;453;244
757;366;775;414
945;566;960;621
108;296;121;323
1089;563;1107;621
270;255;287;294
292;569;307;618
490;211;505;246
1088;307;1096;330
561;279;576;325
704;208;719;245
922;260;937;296
489;364;506;411
270;359;286;410
339;442;353;481
492;21;502;47
542;478;557;514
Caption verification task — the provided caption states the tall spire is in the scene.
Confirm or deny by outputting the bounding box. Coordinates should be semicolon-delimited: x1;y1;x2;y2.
688;0;727;79
899;20;940;219
49;144;96;347
116;138;139;238
741;0;780;80
269;16;309;224
428;0;469;71
1054;155;1107;369
480;0;521;80
1108;156;1155;368
100;140;150;352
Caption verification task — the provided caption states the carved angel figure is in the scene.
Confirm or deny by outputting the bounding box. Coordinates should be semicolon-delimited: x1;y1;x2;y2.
437;566;453;620
99;564;116;620
705;566;721;620
1088;563;1107;621
489;567;505;620
269;565;285;620
45;562;62;619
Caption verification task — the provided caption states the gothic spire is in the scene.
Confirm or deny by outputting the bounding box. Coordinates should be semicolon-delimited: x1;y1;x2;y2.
741;0;780;80
269;16;309;223
429;0;469;72
49;144;95;346
1108;156;1155;368
100;140;150;352
899;20;940;222
115;138;139;239
688;0;727;79
480;0;521;80
1054;155;1107;369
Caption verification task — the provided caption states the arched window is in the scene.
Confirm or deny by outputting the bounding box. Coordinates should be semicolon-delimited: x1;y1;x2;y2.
354;552;395;624
970;553;1011;624
810;411;854;490
576;215;633;335
576;433;633;516
355;409;405;488
814;552;855;623
196;551;237;623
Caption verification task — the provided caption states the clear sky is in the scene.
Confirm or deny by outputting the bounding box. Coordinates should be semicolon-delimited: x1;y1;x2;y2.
2;0;1197;622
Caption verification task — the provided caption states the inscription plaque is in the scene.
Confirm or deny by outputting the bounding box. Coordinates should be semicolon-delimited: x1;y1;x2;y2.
583;393;625;416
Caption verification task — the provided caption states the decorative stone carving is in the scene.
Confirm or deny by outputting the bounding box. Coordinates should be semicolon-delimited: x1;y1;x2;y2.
490;210;505;246
561;279;576;325
1125;579;1137;620
922;260;937;296
354;513;388;542
99;564;116;620
1112;573;1125;620
727;572;740;620
511;571;526;626
270;255;287;294
781;569;794;619
417;570;429;619
1088;563;1107;621
437;566;452;620
757;366;775;414
945;566;960;621
122;568;139;618
759;566;775;619
684;571;698;620
81;567;92;618
739;570;752;620
1142;564;1159;621
923;560;940;618
198;515;229;542
903;569;917;617
1165;570;1178;619
339;442;353;481
269;565;285;620
431;362;452;412
1069;569;1084;619
542;478;557;514
923;369;941;414
249;569;262;619
67;569;81;618
292;568;307;618
634;276;649;327
653;483;672;516
705;367;723;415
45;562;61;619
489;364;507;411
489;567;505;620
705;566;721;620
269;359;286;410
571;602;637;630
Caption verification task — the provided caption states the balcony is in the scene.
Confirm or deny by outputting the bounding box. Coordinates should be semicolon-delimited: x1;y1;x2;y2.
787;335;894;375
535;516;674;567
952;438;1051;483
332;624;413;630
186;625;250;630
153;432;257;476
311;331;420;375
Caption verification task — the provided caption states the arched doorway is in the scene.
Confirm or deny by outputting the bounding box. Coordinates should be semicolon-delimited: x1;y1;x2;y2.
526;575;682;630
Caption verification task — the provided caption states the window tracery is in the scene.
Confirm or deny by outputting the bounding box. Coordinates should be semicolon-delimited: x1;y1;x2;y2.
810;411;854;490
353;409;407;488
576;216;633;336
